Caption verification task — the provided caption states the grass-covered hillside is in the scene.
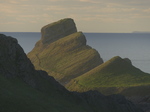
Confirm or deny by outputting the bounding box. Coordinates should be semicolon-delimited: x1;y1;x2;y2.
28;31;103;84
66;56;150;96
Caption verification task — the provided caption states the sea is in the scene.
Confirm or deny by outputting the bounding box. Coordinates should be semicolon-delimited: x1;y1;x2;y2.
1;32;150;73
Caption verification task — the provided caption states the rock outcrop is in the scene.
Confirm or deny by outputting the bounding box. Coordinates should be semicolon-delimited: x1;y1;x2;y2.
28;18;103;85
0;34;144;112
0;34;66;92
0;34;34;80
41;18;77;44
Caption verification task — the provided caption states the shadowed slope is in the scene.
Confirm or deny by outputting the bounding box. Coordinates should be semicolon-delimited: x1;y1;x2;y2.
0;34;89;112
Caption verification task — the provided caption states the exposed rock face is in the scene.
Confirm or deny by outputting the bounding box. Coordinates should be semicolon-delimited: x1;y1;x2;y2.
128;95;150;112
28;18;103;85
0;34;34;79
41;18;77;44
74;90;143;112
0;34;66;91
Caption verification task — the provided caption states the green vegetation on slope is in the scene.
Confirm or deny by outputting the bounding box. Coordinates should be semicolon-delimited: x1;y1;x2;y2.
28;32;102;84
66;56;150;95
0;27;145;112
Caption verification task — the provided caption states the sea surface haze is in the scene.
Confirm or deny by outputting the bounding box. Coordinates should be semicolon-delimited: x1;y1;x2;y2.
1;32;150;73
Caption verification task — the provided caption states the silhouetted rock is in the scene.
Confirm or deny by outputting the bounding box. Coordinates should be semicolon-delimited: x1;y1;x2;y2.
124;58;132;65
0;34;67;92
0;34;34;79
74;90;143;112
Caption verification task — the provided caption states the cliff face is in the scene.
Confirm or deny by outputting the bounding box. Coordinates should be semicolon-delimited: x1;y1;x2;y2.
0;34;35;82
0;34;66;91
0;34;143;112
28;18;103;84
41;18;77;44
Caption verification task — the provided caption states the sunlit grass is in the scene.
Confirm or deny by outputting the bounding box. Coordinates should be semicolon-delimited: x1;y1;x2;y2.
66;56;150;95
28;32;102;83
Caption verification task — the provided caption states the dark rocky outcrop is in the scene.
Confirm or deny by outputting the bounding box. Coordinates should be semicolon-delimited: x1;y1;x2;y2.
128;95;150;112
28;18;103;85
0;34;144;112
0;34;66;92
74;90;143;112
0;34;35;79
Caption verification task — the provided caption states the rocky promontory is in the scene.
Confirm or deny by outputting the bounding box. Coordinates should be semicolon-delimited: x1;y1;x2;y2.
41;18;77;44
0;34;143;112
26;18;150;111
28;18;103;84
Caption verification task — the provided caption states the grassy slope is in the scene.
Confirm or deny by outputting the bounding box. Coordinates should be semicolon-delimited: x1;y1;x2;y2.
66;56;150;96
28;32;101;83
0;74;90;112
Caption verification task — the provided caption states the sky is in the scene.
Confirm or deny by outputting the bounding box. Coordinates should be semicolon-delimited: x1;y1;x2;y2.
0;0;150;33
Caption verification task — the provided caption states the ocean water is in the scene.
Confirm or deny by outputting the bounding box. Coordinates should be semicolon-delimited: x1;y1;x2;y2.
1;32;150;73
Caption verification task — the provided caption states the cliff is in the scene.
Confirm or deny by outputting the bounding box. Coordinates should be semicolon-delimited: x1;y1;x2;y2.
28;18;103;84
41;18;77;44
0;34;144;112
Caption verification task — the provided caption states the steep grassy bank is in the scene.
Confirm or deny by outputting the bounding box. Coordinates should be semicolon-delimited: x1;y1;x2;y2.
66;56;150;96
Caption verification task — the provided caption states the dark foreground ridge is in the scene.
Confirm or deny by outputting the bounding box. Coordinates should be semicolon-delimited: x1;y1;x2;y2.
0;34;143;112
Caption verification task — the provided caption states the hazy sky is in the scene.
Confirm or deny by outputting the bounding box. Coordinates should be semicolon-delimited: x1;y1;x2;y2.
0;0;150;32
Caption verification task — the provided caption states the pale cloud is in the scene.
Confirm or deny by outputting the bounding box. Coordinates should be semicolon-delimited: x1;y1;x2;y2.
143;8;150;13
0;21;23;25
0;7;19;14
0;0;150;32
79;0;101;3
9;0;19;4
44;6;67;11
48;0;66;1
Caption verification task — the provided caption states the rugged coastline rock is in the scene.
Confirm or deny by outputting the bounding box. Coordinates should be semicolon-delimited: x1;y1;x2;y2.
0;34;143;112
41;18;77;44
26;18;150;111
0;34;66;91
28;18;103;85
